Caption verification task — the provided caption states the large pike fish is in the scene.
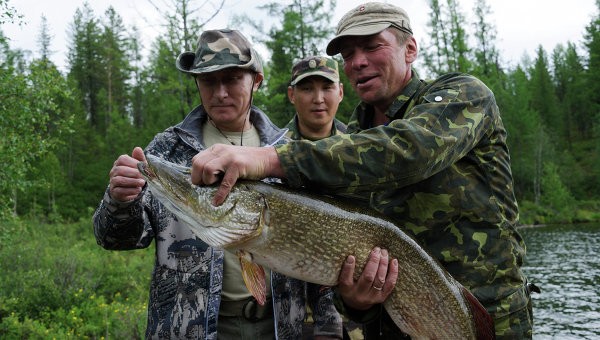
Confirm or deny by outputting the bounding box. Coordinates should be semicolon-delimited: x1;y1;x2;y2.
138;154;495;339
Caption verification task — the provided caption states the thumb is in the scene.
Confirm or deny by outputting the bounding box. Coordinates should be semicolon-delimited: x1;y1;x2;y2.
132;147;146;162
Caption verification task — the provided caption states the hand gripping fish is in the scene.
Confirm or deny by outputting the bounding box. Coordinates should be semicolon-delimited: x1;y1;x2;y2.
138;154;495;339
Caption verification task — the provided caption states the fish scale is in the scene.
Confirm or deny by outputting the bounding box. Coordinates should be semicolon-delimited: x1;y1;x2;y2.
139;154;495;339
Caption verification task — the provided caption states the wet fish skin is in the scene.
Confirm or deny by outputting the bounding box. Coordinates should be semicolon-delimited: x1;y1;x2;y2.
138;154;495;340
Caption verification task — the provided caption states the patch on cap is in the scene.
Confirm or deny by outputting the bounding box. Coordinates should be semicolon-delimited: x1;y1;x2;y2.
290;56;339;86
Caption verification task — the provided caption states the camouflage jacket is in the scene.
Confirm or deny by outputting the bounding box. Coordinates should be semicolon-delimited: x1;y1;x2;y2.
275;71;529;327
93;105;343;339
284;115;347;140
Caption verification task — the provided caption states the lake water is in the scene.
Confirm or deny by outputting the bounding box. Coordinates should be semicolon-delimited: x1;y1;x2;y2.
519;223;600;339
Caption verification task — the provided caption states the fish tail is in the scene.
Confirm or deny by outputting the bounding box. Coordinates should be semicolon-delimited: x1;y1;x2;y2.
461;286;496;340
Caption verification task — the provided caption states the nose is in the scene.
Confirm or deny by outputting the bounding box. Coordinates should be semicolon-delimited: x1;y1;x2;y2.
214;81;228;99
312;89;325;103
347;49;368;70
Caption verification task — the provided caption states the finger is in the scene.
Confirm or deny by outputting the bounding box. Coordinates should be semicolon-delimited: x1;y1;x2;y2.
212;167;239;206
191;147;221;185
110;186;143;202
110;174;145;191
359;247;381;290
381;258;399;295
132;146;146;162
191;153;209;185
121;152;140;166
110;164;145;181
337;255;357;291
373;249;390;290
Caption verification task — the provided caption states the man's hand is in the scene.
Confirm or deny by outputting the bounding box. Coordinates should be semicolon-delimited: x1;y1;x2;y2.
191;144;284;206
337;247;398;310
109;147;147;202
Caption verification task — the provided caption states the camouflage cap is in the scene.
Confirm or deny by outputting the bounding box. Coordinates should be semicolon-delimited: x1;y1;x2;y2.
176;29;263;75
290;56;339;86
326;2;413;56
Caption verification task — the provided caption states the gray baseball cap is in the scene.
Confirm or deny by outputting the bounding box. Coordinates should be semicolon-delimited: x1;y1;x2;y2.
326;2;413;56
176;29;263;75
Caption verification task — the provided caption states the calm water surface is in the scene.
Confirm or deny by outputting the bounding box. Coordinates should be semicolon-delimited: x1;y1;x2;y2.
519;223;600;339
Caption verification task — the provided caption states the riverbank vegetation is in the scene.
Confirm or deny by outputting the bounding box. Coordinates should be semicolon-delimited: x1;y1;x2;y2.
0;218;151;338
1;0;600;336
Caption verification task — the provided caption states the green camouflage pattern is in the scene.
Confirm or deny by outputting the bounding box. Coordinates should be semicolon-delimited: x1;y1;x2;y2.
290;56;340;86
176;29;262;75
275;70;532;338
284;115;347;141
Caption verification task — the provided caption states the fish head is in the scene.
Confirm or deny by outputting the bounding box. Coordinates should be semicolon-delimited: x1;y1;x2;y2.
138;154;267;249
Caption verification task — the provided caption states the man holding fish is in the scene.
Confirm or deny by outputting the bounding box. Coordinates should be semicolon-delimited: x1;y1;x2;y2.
93;29;344;339
190;3;534;339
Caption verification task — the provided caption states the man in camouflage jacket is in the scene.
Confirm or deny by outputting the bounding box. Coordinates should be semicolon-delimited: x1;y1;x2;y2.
93;29;343;339
188;4;534;339
285;56;347;141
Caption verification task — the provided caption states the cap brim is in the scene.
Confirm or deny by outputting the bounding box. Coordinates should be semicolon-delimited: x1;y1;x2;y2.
326;22;391;55
290;72;339;86
176;50;262;75
175;52;196;73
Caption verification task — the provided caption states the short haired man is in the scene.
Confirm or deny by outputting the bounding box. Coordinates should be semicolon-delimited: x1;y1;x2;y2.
189;4;534;339
93;29;343;339
286;56;346;140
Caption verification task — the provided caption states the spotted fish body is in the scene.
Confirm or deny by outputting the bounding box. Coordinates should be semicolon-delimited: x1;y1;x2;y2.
138;154;495;339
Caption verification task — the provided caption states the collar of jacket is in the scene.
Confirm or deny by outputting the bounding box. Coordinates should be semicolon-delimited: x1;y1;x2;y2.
173;105;288;150
354;68;424;129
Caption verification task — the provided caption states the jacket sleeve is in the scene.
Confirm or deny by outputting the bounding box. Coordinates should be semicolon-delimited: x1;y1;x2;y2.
92;185;155;250
307;283;343;338
275;74;497;194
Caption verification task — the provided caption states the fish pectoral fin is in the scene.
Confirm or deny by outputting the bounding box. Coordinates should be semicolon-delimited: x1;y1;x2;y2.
237;250;267;306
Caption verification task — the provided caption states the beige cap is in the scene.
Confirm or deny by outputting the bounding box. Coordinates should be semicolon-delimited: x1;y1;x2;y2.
326;2;413;56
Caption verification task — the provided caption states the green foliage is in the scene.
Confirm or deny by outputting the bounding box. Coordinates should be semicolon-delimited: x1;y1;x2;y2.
235;0;359;127
0;0;23;26
2;0;600;226
540;162;576;223
0;43;74;219
0;218;152;338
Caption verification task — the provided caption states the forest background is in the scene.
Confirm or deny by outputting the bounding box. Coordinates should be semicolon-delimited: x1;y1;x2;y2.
1;0;600;338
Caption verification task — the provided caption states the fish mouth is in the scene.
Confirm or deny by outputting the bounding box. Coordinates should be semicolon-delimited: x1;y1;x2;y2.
137;161;155;179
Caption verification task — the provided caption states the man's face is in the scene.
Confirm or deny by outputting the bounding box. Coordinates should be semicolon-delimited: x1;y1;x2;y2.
338;29;416;108
287;76;343;132
195;69;261;130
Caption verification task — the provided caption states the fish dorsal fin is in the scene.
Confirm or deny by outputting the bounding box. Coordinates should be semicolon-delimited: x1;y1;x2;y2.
461;286;496;340
237;250;267;305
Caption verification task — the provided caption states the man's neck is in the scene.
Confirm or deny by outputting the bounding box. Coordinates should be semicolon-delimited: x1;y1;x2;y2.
298;121;332;140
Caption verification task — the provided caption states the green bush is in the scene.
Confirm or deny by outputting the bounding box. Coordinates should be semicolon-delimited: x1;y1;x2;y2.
0;219;152;338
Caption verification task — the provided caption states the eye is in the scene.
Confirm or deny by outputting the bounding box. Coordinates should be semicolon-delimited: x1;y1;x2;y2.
365;43;383;51
224;75;243;85
197;77;213;85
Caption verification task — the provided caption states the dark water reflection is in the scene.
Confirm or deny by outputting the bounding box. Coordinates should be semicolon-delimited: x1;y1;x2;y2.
519;223;600;339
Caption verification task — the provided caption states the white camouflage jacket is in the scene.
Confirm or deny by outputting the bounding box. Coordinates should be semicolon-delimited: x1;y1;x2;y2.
93;105;343;339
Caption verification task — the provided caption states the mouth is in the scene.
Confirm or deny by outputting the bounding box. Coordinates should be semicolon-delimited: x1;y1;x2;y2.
356;75;377;88
311;108;327;114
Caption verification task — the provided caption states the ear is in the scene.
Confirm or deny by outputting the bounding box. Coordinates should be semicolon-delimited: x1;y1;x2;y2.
287;86;295;104
338;82;344;102
253;73;264;91
405;36;418;63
